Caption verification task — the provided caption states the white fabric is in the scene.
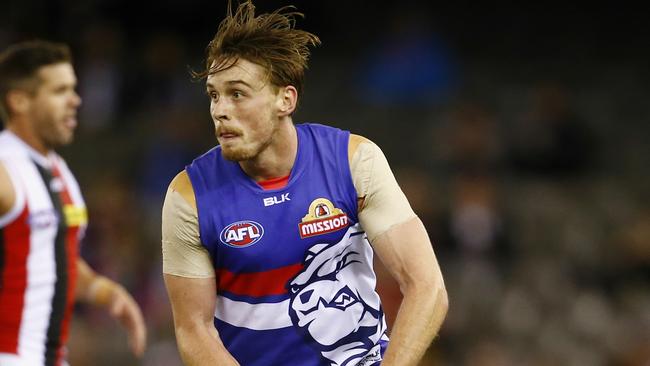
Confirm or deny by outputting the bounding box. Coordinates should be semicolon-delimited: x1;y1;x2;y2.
0;130;85;364
215;297;292;330
0;353;68;366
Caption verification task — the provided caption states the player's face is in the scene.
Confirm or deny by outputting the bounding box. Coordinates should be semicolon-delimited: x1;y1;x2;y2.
206;58;284;161
26;63;81;149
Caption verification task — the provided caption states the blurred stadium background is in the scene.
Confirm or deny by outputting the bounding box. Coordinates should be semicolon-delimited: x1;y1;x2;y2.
2;1;649;365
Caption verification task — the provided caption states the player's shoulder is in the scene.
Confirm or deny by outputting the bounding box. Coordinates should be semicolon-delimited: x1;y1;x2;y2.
349;133;371;146
169;170;193;194
168;170;196;209
348;134;379;162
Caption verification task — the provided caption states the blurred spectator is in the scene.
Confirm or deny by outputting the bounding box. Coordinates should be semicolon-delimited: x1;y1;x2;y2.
122;32;201;119
444;173;511;262
430;101;505;175
77;22;125;132
507;81;598;177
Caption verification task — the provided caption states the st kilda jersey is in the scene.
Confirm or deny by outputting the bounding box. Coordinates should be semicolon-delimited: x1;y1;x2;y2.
0;130;87;366
187;123;388;366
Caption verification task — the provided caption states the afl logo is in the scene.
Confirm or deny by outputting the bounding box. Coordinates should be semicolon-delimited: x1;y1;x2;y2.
220;221;264;248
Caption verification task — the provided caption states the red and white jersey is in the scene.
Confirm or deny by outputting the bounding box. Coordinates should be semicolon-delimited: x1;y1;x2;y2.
0;130;87;366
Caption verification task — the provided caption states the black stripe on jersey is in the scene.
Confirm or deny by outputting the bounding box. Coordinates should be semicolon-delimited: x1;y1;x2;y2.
34;164;69;366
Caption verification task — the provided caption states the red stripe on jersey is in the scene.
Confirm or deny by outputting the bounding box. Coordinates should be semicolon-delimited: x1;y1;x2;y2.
51;164;73;205
216;263;303;297
0;206;30;354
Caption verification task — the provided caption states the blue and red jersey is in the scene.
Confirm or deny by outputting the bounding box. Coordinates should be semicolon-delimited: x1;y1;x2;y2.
187;123;388;366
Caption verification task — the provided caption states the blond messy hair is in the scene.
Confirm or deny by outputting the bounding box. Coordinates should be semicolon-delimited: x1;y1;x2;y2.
195;0;320;97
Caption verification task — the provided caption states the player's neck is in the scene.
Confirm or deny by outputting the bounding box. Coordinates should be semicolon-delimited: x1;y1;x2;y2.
7;121;49;156
239;120;297;182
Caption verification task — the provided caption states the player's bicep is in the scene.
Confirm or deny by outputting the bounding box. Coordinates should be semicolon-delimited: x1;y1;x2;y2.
371;217;443;291
162;172;215;278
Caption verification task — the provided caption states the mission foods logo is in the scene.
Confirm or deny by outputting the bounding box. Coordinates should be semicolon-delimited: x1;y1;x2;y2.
299;198;349;238
220;220;264;248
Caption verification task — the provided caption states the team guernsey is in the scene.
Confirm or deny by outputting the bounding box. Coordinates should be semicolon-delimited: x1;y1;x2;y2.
187;123;388;366
0;131;87;366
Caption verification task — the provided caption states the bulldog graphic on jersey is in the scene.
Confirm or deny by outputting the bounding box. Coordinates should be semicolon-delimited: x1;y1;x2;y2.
288;225;386;366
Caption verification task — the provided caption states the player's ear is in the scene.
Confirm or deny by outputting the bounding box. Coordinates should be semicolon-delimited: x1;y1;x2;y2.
277;85;297;117
6;90;31;116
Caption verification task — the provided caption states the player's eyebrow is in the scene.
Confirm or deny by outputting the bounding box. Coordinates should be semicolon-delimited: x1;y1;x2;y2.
226;79;255;89
206;78;259;92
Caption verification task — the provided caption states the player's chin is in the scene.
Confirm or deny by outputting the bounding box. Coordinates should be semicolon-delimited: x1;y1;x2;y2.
58;131;75;146
221;147;254;161
45;134;73;148
221;149;240;161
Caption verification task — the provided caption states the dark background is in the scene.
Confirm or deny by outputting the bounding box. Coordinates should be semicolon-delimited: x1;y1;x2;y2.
2;1;649;365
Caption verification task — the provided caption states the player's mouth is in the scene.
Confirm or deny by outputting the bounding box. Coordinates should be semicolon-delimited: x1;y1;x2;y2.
218;129;242;142
63;116;77;129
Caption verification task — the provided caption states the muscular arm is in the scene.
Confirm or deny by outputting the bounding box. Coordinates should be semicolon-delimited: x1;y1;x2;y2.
162;171;239;365
164;274;239;365
371;218;447;366
349;135;448;366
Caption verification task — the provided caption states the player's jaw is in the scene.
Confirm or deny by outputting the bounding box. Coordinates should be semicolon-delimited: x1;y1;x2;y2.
217;126;255;161
216;116;279;162
31;63;81;149
32;105;78;150
41;116;75;149
56;111;77;144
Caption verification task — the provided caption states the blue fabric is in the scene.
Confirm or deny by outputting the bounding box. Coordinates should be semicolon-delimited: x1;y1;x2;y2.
186;123;386;365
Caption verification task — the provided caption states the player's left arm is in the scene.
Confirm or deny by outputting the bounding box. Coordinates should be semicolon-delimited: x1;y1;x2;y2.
76;258;147;357
370;218;447;366
349;135;448;366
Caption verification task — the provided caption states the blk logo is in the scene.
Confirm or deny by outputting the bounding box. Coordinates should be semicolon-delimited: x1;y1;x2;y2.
263;193;291;207
220;221;264;248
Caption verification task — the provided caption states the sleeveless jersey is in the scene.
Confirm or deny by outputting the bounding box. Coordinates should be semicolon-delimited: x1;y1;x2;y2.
187;123;388;366
0;131;87;366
